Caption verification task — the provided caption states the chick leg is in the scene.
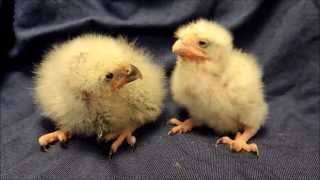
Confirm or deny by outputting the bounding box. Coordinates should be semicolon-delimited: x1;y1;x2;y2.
216;127;259;156
168;118;194;135
108;128;136;157
38;130;72;152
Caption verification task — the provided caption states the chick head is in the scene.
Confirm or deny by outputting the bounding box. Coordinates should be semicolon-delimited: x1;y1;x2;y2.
172;19;233;62
64;35;143;97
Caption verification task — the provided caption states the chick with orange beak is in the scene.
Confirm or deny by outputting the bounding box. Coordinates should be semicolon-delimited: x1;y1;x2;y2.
169;19;268;156
172;38;208;61
34;34;166;156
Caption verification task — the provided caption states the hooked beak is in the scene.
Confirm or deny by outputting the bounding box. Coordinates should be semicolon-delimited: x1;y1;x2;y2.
111;64;142;91
172;40;207;61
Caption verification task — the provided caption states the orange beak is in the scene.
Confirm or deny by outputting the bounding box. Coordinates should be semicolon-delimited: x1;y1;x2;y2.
111;64;142;92
172;40;207;61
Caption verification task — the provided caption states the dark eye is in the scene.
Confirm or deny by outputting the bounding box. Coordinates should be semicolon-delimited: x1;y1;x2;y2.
105;73;114;80
198;40;209;48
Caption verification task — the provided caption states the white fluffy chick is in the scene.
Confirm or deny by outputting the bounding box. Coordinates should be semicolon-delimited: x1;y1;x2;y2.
34;34;166;156
168;19;268;156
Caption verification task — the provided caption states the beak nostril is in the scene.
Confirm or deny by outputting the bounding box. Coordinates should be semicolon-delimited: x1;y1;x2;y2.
105;73;114;80
123;65;132;75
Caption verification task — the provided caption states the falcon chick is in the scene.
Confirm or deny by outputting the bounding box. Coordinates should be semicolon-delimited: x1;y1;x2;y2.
169;19;268;156
34;34;166;156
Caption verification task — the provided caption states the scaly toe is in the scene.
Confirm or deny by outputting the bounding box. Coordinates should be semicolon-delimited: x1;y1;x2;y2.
38;131;72;152
230;141;244;152
169;118;183;126
168;126;181;135
215;136;233;147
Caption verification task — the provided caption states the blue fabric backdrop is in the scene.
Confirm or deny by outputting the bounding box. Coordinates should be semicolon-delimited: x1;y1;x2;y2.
1;0;319;179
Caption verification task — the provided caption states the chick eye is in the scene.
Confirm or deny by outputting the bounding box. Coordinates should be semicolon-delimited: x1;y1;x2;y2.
198;40;209;48
105;73;114;80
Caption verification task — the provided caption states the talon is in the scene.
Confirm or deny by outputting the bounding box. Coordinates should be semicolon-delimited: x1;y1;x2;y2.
106;128;136;156
40;145;50;152
255;148;260;158
215;138;223;147
131;144;136;152
246;143;259;157
108;149;113;159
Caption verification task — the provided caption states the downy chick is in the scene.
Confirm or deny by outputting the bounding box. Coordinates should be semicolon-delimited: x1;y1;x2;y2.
34;34;166;156
168;19;268;156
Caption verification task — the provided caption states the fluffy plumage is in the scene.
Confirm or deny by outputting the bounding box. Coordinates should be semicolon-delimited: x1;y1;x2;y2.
169;19;268;156
34;34;166;155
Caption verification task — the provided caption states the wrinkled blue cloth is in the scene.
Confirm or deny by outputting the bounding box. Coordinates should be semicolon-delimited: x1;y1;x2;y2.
1;0;319;179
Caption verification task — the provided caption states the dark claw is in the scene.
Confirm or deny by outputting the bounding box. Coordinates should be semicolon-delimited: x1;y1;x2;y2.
60;140;68;149
255;149;260;158
131;144;136;152
40;145;50;152
108;149;113;159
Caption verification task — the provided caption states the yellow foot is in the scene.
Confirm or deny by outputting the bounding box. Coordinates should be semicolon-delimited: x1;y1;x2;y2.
168;118;194;135
216;132;259;157
105;128;136;158
38;130;72;152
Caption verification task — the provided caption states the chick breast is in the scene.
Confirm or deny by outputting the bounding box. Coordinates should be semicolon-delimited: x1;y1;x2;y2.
171;51;268;134
34;34;166;136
